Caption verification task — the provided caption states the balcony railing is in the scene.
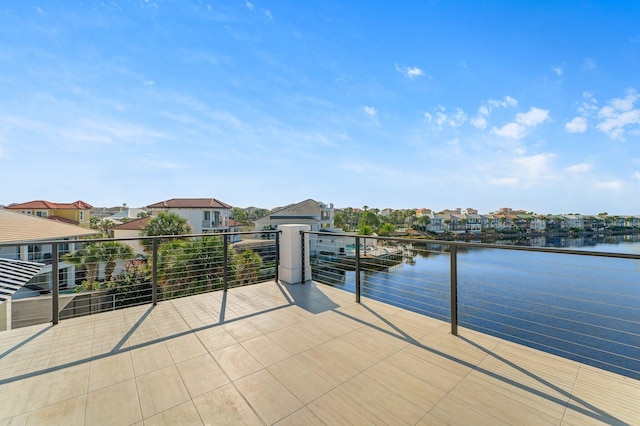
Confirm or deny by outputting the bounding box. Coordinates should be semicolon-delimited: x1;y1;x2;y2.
304;231;640;381
0;231;279;329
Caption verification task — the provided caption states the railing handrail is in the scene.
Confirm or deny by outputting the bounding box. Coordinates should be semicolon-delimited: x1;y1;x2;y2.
0;230;279;249
303;230;640;260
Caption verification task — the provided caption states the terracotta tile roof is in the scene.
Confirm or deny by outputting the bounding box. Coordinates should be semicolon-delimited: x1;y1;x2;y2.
47;216;79;225
110;216;151;231
146;198;232;209
6;200;93;210
0;209;98;243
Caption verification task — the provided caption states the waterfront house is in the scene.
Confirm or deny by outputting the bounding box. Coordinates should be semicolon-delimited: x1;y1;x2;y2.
146;198;233;235
253;199;334;233
110;216;152;255
5;200;93;228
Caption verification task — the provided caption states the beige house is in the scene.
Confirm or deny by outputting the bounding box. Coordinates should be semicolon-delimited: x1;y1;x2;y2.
253;199;334;233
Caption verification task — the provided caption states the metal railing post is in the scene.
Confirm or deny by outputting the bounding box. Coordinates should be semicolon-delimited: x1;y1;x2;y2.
301;231;306;283
355;236;361;303
275;231;280;282
223;234;228;292
450;244;458;335
152;238;158;305
52;243;59;325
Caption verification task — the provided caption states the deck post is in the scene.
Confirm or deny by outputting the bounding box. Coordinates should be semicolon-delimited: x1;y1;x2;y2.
450;244;458;335
278;224;311;284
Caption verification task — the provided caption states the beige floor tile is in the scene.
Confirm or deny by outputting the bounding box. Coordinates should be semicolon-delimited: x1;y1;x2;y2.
136;365;190;419
143;401;203;426
445;374;560;425
241;335;290;367
88;352;134;392
363;360;447;409
265;326;317;355
0;375;43;420
129;342;174;376
294;345;360;383
313;338;379;373
26;395;86;426
175;354;229;398
339;328;402;360
0;413;29;426
274;407;325;426
193;383;262;426
268;356;339;404
339;371;427;424
421;393;510;426
164;333;207;364
235;369;304;425
221;320;262;342
308;388;385;425
85;379;142;426
211;343;263;381
194;326;237;352
31;364;90;411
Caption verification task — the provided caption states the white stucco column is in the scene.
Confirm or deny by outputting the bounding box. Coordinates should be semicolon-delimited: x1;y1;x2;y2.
278;224;311;285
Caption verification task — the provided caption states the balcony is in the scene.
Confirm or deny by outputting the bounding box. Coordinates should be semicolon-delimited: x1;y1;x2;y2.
0;228;638;424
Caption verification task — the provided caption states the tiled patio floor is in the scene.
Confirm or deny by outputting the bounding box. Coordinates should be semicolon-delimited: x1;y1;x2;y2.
1;281;638;425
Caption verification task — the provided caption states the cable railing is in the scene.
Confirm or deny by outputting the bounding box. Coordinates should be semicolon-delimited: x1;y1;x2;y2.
0;231;279;329
305;231;640;380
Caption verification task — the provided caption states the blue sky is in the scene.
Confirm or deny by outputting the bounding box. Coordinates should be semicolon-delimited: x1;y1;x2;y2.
1;1;639;214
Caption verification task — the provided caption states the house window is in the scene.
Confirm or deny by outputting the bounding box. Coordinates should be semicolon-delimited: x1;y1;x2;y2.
36;211;48;217
80;211;85;221
203;211;211;221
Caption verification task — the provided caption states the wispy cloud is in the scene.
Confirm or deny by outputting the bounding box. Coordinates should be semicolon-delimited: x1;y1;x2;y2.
565;163;591;173
395;64;426;79
596;89;640;140
583;57;597;70
492;107;549;139
423;106;466;128
565;116;587;133
363;106;377;116
595;180;622;189
471;96;517;129
246;1;254;11
552;65;563;76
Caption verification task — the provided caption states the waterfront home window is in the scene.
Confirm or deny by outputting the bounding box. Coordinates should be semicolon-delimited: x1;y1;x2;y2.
80;211;85;221
36;211;48;218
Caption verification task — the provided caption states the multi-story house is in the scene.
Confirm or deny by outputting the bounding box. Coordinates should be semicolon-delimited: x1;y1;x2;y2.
0;209;98;292
5;200;93;228
146;198;233;235
253;199;334;233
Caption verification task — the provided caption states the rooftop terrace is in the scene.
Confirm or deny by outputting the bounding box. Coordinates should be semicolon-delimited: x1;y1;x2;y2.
1;280;637;425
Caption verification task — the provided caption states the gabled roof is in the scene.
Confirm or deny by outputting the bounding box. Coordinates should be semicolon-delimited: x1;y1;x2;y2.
147;198;232;209
6;200;93;210
110;216;151;231
0;258;45;303
0;209;98;243
268;199;321;218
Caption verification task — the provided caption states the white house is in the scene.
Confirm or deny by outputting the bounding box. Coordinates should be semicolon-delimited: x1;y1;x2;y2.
146;198;234;235
253;199;334;233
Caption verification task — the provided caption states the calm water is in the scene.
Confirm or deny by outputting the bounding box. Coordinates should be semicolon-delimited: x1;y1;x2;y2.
319;235;640;380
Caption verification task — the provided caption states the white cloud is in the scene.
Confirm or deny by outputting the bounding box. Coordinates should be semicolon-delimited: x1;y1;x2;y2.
515;107;550;126
633;172;640;181
583;57;598;70
513;153;556;178
363;106;377;116
492;122;526;139
565;116;587;133
596;89;640;140
489;177;519;186
487;96;517;109
264;9;273;19
565;163;591;173
470;116;487;129
552;65;563;76
595;180;622;189
423;106;466;128
246;1;254;10
395;64;426;79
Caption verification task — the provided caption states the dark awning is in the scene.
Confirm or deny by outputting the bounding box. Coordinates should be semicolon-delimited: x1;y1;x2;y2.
0;258;45;303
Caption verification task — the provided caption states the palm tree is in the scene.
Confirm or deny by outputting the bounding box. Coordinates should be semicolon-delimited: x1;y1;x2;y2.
142;212;192;252
100;241;135;282
63;243;102;291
